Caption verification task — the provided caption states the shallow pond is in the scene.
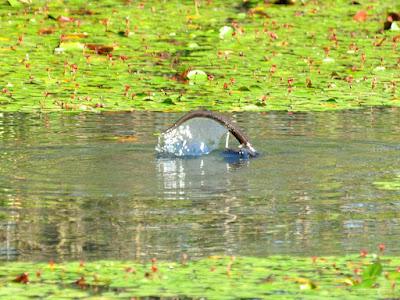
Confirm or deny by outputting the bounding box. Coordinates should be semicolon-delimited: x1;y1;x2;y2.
0;108;399;261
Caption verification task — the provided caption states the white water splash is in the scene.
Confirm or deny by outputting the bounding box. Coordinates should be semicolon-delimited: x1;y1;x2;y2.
155;118;228;157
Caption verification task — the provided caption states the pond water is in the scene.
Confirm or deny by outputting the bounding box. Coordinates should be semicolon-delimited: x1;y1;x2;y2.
0;108;399;262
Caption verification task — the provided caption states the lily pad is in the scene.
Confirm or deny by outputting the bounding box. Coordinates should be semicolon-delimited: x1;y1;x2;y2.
186;70;207;84
219;26;233;39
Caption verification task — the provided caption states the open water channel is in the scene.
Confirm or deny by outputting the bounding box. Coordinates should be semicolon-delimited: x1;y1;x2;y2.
0;108;399;261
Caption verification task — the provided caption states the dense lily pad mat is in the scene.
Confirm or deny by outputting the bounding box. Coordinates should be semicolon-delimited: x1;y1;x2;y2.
1;255;400;299
0;0;399;112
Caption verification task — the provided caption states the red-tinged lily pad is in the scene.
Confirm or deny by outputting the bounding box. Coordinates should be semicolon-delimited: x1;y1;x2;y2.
75;276;87;289
85;44;114;55
38;27;56;35
14;272;29;284
57;16;76;23
353;10;367;22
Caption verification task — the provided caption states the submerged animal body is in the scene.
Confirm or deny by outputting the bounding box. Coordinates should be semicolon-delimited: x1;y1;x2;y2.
160;110;258;158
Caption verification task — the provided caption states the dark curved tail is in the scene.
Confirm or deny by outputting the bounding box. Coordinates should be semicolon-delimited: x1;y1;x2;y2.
166;110;258;157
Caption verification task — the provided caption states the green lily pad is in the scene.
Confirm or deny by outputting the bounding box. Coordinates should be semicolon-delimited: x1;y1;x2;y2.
219;26;233;39
186;70;207;84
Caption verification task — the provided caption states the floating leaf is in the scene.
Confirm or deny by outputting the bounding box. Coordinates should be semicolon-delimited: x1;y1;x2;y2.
162;98;176;105
1;0;400;112
373;66;386;72
57;16;75;23
75;276;87;288
85;44;114;55
238;86;251;91
71;8;95;15
7;0;29;7
363;262;382;279
38;27;56;35
14;272;29;284
353;10;367;22
61;33;89;41
219;26;233;39
324;98;337;103
323;57;335;63
186;70;207;84
357;262;383;288
56;41;85;53
188;42;199;49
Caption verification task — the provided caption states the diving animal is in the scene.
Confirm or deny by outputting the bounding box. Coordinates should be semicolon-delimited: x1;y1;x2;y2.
164;110;258;158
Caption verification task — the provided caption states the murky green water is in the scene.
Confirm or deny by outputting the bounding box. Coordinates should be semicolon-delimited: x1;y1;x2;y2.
0;108;399;261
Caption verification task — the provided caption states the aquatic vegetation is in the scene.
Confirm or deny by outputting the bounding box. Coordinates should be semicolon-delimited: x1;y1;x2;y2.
0;0;399;112
1;253;400;299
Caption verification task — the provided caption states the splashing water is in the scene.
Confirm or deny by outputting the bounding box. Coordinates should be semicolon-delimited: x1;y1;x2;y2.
156;118;229;157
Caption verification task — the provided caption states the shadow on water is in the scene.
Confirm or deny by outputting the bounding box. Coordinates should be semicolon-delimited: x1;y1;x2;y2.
0;108;400;261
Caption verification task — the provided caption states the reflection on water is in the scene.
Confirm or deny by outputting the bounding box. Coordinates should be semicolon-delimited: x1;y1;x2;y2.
157;156;249;199
0;109;400;261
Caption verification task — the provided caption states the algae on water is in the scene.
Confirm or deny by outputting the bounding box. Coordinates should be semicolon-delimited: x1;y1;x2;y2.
1;255;400;299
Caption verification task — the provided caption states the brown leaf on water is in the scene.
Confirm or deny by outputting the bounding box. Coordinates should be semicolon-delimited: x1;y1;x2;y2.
14;272;29;284
393;35;400;43
71;8;95;15
57;16;75;23
75;276;87;289
171;68;190;84
38;27;56;35
125;267;136;273
116;136;138;143
85;44;114;55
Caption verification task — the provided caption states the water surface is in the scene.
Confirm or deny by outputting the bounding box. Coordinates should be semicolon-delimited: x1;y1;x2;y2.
0;108;399;261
